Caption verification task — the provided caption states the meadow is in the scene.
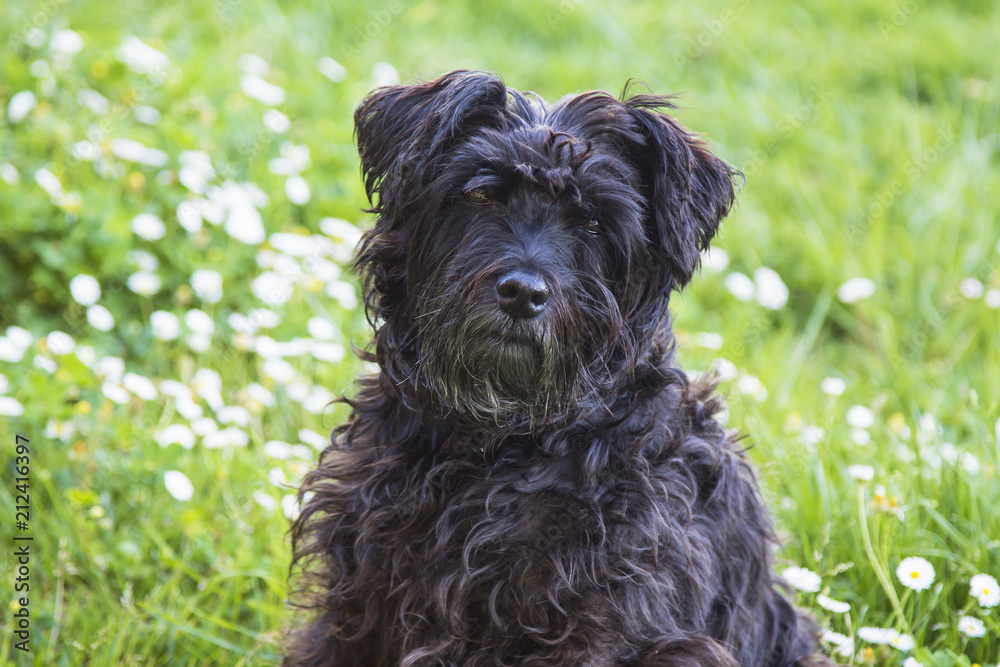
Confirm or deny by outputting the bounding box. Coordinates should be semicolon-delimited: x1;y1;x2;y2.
1;0;998;664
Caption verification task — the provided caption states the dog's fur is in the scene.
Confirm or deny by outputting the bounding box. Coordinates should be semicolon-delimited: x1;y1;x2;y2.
286;71;825;666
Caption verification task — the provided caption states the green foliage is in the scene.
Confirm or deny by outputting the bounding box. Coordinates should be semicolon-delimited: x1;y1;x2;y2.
1;0;998;664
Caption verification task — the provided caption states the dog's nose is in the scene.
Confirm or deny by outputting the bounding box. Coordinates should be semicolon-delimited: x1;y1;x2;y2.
496;270;549;320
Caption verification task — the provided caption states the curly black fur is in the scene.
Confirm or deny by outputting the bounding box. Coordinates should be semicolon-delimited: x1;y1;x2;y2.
286;71;827;666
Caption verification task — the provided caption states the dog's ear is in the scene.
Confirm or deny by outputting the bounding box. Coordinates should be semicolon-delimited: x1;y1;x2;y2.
354;70;508;212
622;95;738;289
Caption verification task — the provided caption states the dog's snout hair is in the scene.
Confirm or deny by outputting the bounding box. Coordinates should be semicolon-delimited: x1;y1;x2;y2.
286;71;829;667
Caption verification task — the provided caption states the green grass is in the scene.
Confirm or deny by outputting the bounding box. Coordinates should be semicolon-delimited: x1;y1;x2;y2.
1;0;998;664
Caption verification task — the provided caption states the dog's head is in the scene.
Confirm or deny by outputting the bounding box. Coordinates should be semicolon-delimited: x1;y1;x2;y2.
353;70;737;430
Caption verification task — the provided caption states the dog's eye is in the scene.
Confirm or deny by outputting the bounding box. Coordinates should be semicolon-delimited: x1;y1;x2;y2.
582;220;600;235
464;187;492;205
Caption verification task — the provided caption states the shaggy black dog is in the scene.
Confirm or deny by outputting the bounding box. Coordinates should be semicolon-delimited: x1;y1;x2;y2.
287;71;828;666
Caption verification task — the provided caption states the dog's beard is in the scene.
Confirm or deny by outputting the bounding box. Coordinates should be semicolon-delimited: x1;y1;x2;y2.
416;285;579;428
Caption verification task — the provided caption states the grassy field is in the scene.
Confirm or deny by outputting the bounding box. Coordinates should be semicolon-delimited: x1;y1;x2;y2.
1;0;999;664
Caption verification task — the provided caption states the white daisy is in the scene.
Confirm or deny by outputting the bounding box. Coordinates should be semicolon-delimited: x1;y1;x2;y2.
957;615;985;638
263;109;290;134
253;271;294;305
372;61;399;87
846;405;875;428
131;212;166;240
127;249;159;271
896;556;935;591
264;440;292;459
87;305;115;331
311;341;345;363
46;331;75;355
117;36;170;75
0;373;7;393
112;139;167;167
837;277;876;303
847;464;874;482
127;271;161;296
307;316;338;340
253;490;278;511
123;372;158;401
0;162;20;184
281;494;302;520
700;248;729;273
903;658;923;667
69;274;101;306
857;626;898;644
985;288;1000;309
822;629;853;658
150;310;180;341
133;105;161;125
0;396;25;416
190;269;223;303
7;91;37;123
34;355;56;373
888;633;914;650
820;376;846;396
318;217;362;260
163;470;194;502
185;309;215;336
815;594;850;613
325;280;357;310
970;573;1000;608
724;271;755;301
237;53;269;76
285;175;311;204
216;405;251;427
781;566;821;592
44;419;76;441
262;358;296;384
754;267;788;309
959;277;984;299
316;56;347;82
240;74;285;105
246;382;275;407
299;428;328;450
190;417;217;436
157;424;195;449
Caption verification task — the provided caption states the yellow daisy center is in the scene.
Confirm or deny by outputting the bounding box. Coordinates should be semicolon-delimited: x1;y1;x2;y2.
911;571;920;578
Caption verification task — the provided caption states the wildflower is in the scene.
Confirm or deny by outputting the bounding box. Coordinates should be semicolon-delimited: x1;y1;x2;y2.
285;175;311;204
128;271;161;296
318;217;362;261
44;420;75;441
112;139;167;168
781;566;821;592
970;573;1000;608
33;355;56;373
0;163;19;184
163;471;193;502
87;305;115;331
896;557;935;591
372;61;399;86
264;440;292;459
69;274;101;306
216;405;251;427
127;249;159;271
45;331;75;356
150;311;180;341
960;278;984;299
253;490;278;512
816;594;850;613
857;626;898;644
263;358;296;384
299;428;328;450
123;372;158;401
820;377;846;396
157;424;195;449
753;267;788;309
837;277;876;303
957;615;986;638
307;316;338;340
325;280;357;310
246;382;275;408
701;248;729;273
0;397;25;416
846;405;875;428
281;494;302;520
240;74;285;105
317;56;347;82
263;109;290;133
888;633;914;650
725;271;755;301
117;36;170;75
7;91;37;123
131;212;166;241
903;658;923;667
190;269;223;303
133;105;160;125
822;630;853;658
847;464;874;482
985;288;1000;308
190;417;218;436
311;341;345;363
184;309;215;336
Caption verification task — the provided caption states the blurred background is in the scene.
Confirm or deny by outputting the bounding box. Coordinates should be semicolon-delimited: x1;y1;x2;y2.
1;1;998;664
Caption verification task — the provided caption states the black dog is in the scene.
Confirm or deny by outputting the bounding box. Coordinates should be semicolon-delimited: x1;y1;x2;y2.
287;71;827;666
